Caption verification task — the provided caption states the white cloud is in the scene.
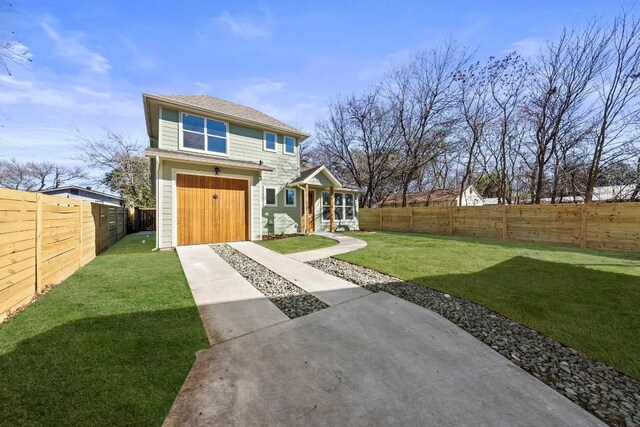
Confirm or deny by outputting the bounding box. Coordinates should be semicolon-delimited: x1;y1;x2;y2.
215;10;271;39
41;22;111;73
505;38;544;58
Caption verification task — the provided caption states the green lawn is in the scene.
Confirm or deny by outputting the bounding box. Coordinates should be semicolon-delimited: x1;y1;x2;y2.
0;234;208;427
337;231;640;379
258;235;338;254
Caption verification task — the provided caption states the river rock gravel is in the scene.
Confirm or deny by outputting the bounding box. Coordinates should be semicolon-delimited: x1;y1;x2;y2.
211;244;328;319
309;257;640;427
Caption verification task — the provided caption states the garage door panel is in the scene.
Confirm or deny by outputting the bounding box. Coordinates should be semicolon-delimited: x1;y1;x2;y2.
177;174;248;245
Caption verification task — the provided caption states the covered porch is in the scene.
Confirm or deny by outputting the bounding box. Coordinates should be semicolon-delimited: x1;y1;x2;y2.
289;165;360;234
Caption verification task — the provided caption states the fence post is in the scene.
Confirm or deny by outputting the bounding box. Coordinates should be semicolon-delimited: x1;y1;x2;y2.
35;194;42;293
78;202;84;268
581;204;587;248
502;204;508;240
409;207;414;232
449;207;453;236
379;208;383;231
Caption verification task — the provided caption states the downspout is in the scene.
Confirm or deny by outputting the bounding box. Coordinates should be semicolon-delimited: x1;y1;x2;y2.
153;155;160;251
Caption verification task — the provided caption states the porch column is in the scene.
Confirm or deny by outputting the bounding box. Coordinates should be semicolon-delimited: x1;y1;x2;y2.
329;186;335;232
304;183;309;235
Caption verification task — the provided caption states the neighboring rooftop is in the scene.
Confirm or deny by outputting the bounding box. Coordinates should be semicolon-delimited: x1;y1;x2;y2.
143;93;309;139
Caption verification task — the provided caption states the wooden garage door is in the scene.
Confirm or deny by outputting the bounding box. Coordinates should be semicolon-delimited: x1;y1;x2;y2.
177;174;249;245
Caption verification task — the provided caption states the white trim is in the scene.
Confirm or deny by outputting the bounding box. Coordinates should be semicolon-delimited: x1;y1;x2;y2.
264;186;278;207
284;188;297;207
171;168;254;247
283;135;296;156
155;156;161;249
178;112;230;157
263;131;277;152
158;106;164;149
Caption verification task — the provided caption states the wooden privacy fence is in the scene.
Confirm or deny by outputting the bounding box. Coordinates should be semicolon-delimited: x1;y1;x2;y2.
127;207;156;233
360;203;640;252
1;188;127;320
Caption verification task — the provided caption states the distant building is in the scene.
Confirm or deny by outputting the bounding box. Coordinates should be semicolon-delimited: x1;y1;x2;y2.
379;186;484;207
39;186;124;206
538;184;639;204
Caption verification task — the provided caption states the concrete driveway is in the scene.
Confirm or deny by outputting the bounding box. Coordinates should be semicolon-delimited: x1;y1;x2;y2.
164;290;603;426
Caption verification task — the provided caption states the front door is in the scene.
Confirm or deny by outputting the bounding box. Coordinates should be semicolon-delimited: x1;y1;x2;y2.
306;190;315;232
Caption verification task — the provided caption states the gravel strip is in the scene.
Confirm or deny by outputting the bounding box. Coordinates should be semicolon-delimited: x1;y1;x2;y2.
211;244;328;319
310;257;640;427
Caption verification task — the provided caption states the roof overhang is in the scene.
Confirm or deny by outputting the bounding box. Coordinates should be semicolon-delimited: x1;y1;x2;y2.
289;165;343;188
142;93;311;142
143;147;274;172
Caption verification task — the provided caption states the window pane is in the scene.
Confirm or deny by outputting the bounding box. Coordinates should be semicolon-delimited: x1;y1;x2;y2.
207;136;226;153
322;207;330;221
207;119;226;137
266;188;276;205
183;131;204;150
285;189;295;205
334;193;343;206
345;193;354;206
334;207;343;220
265;132;276;150
285;136;295;153
322;191;330;206
183;114;204;133
345;207;354;219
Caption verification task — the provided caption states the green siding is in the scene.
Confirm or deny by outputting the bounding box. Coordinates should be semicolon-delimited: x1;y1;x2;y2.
157;108;302;237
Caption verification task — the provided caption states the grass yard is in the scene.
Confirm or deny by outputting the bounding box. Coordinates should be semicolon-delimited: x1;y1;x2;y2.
0;234;208;427
336;231;640;379
258;234;338;254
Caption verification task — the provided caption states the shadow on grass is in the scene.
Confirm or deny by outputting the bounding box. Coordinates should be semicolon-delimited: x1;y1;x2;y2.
366;231;640;261
0;307;205;427
408;256;640;379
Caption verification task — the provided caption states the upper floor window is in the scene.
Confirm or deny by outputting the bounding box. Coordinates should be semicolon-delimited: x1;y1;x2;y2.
181;113;227;155
264;132;276;152
284;136;296;155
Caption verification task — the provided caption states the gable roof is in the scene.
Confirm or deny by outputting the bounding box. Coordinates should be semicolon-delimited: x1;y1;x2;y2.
142;93;310;140
289;164;343;188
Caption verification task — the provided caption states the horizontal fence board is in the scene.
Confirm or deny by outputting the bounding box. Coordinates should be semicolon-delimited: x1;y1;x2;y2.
1;189;127;319
360;202;640;252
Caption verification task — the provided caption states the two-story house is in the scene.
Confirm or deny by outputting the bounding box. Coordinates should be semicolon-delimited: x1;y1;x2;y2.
142;94;360;249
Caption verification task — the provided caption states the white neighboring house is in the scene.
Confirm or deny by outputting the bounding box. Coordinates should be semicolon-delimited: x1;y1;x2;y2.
591;185;639;202
39;186;125;206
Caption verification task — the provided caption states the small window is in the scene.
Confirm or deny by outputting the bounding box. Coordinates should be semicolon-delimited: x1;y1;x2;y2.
264;132;276;152
181;113;227;154
284;136;295;155
284;189;296;206
265;187;277;206
322;191;330;221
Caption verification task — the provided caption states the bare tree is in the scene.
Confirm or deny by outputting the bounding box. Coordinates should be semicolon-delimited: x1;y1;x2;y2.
585;9;640;202
0;158;85;190
75;128;154;207
453;60;496;204
386;41;468;206
315;89;400;207
527;21;609;203
0;2;32;75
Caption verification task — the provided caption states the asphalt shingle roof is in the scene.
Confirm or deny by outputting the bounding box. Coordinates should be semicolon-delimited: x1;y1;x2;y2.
147;94;308;137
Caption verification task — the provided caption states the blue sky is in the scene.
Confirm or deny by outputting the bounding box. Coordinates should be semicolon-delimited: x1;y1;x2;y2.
0;0;632;167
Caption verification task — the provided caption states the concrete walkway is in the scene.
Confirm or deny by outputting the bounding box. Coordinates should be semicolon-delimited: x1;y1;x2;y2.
176;245;289;345
288;232;367;262
229;241;370;306
164;292;603;427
